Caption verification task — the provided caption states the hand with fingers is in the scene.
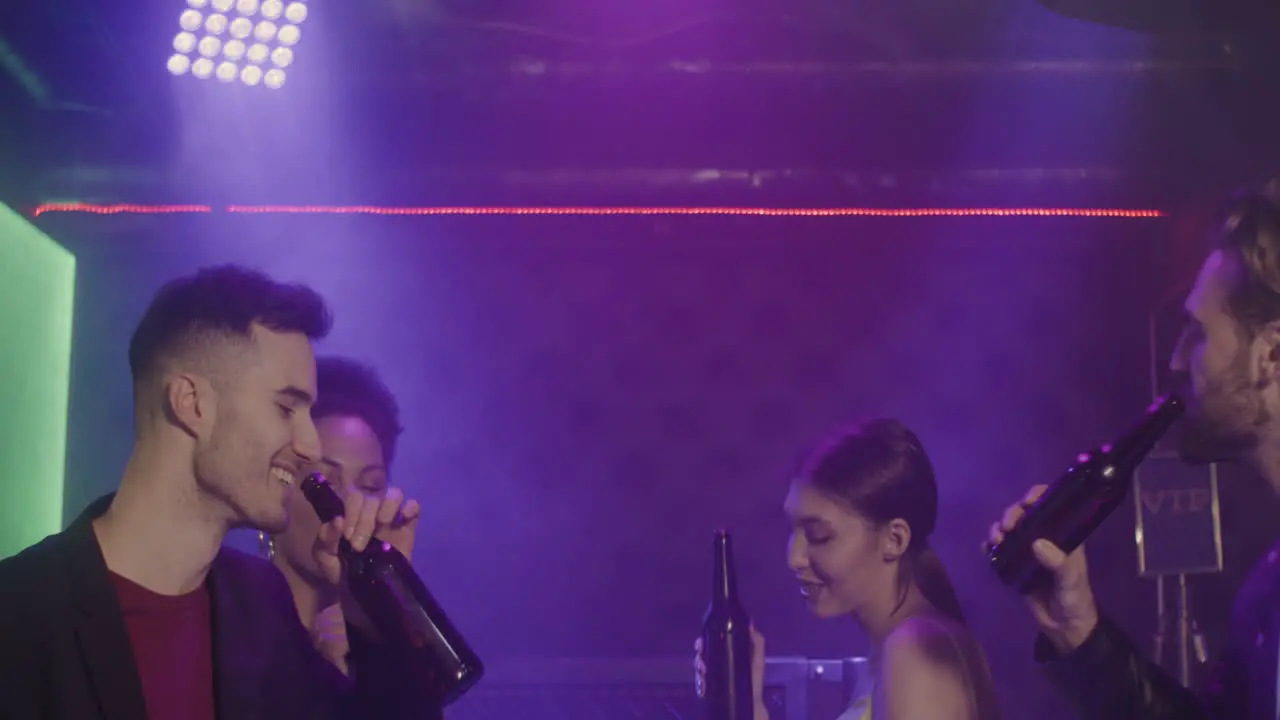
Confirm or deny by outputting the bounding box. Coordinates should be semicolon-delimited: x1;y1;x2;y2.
693;624;770;720
312;602;351;676
987;484;1100;653
312;486;423;631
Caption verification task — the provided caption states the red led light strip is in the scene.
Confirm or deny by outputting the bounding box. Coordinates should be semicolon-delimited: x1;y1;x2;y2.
32;203;214;217
31;203;1166;218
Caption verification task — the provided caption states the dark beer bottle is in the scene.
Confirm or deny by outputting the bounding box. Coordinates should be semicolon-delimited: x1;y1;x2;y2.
300;473;484;707
988;393;1185;594
702;529;754;720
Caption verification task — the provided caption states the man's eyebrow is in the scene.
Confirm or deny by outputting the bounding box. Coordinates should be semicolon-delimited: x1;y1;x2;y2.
276;386;314;405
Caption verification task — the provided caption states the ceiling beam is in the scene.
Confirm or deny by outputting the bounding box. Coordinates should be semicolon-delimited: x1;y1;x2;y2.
10;163;1217;212
0;36;51;108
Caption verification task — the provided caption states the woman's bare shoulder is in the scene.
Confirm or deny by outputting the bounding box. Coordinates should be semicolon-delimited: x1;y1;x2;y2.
886;613;975;664
877;616;977;718
877;613;1002;719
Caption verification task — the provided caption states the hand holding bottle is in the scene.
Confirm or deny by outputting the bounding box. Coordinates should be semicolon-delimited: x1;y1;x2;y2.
302;473;485;706
312;485;422;585
987;484;1100;653
310;483;423;637
694;625;769;720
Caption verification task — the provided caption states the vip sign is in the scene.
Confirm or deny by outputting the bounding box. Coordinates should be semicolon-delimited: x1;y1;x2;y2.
1134;453;1224;578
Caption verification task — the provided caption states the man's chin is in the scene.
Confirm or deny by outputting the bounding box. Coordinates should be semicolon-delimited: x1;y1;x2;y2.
254;512;290;536
1175;445;1221;466
1174;427;1246;467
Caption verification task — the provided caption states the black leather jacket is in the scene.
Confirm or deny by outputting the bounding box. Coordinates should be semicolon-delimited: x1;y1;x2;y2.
1035;546;1280;720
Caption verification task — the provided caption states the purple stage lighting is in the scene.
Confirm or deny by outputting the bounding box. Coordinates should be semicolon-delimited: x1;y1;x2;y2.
167;0;307;89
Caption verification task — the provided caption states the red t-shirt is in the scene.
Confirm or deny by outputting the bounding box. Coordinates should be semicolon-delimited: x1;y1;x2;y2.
109;572;216;720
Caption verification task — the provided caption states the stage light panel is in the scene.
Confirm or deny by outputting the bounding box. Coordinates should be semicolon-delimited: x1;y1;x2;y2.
167;0;307;88
0;203;75;558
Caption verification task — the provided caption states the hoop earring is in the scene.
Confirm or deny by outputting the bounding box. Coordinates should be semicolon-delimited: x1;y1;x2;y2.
259;531;276;561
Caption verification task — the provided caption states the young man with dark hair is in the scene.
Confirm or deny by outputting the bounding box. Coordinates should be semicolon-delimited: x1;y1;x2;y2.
0;265;440;719
991;183;1280;719
265;355;407;674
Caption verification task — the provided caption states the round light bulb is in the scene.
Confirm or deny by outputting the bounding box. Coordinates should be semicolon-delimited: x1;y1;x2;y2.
246;43;269;64
192;57;215;78
270;46;293;68
197;35;222;58
284;2;307;23
254;20;277;42
241;65;263;85
204;13;228;34
179;9;203;31
264;68;286;89
216;62;238;82
167;54;192;75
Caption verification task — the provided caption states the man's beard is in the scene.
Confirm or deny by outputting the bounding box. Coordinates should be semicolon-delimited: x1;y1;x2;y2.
1174;354;1266;465
195;418;290;534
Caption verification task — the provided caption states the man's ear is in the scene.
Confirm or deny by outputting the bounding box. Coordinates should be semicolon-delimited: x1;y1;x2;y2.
881;518;912;563
1257;321;1280;387
163;372;215;438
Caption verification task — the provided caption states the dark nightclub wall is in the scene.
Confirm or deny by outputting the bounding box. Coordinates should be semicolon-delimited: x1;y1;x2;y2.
38;210;1280;718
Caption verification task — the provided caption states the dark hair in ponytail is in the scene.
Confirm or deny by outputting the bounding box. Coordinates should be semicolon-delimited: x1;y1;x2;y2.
801;418;968;625
912;544;967;624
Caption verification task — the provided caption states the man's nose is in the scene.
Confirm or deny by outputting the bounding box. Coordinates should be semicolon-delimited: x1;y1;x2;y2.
294;419;322;464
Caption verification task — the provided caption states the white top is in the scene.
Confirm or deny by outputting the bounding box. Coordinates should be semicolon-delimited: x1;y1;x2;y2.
836;660;875;720
835;694;872;720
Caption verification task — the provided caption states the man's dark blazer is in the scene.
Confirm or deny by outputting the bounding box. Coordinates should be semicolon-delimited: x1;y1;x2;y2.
0;494;443;720
1035;539;1280;720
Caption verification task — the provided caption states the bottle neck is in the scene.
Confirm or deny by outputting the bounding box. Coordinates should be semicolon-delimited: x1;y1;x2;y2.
712;533;738;604
1105;394;1185;474
337;536;356;558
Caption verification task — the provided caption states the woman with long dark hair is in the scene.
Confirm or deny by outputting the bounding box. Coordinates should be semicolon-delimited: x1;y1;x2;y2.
697;419;1001;719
